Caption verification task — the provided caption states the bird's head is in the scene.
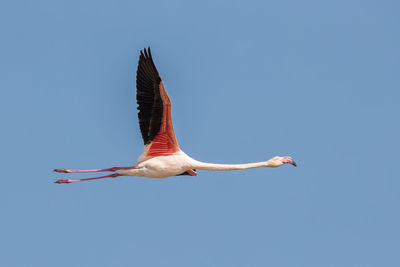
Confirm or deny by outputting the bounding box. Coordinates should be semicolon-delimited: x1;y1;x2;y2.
266;156;297;168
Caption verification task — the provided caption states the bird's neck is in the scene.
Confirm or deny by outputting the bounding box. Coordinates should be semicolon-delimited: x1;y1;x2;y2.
192;160;272;171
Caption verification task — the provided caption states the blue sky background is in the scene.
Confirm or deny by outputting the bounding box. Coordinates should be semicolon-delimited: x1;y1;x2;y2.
1;0;399;266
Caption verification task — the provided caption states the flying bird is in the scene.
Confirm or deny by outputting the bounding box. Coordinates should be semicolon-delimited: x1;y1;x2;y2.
54;48;296;184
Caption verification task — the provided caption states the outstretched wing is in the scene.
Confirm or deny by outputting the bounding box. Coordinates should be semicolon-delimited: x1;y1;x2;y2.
136;47;180;157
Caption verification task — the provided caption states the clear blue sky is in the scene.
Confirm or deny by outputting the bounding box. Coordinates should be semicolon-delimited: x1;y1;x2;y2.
1;0;399;266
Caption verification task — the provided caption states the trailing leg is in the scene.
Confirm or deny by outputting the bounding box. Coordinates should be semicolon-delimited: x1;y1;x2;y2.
54;166;136;173
54;173;120;184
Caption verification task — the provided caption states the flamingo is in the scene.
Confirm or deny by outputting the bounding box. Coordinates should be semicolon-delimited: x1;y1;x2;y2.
54;47;296;184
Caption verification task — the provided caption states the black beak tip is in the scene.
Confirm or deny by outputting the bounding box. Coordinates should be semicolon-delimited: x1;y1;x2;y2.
292;161;297;167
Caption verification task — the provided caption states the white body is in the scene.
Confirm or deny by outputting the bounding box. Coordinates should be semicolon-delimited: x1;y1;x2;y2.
120;151;196;178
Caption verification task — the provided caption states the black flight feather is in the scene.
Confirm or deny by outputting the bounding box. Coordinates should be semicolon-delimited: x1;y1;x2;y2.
136;47;163;145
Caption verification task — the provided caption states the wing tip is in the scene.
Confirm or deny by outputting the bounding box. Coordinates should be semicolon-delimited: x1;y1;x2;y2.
139;46;155;60
140;46;152;59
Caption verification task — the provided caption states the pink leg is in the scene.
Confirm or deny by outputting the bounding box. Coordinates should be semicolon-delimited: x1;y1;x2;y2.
54;166;136;173
55;173;120;184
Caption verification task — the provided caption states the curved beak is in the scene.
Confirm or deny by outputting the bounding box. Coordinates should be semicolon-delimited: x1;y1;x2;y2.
282;156;297;167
